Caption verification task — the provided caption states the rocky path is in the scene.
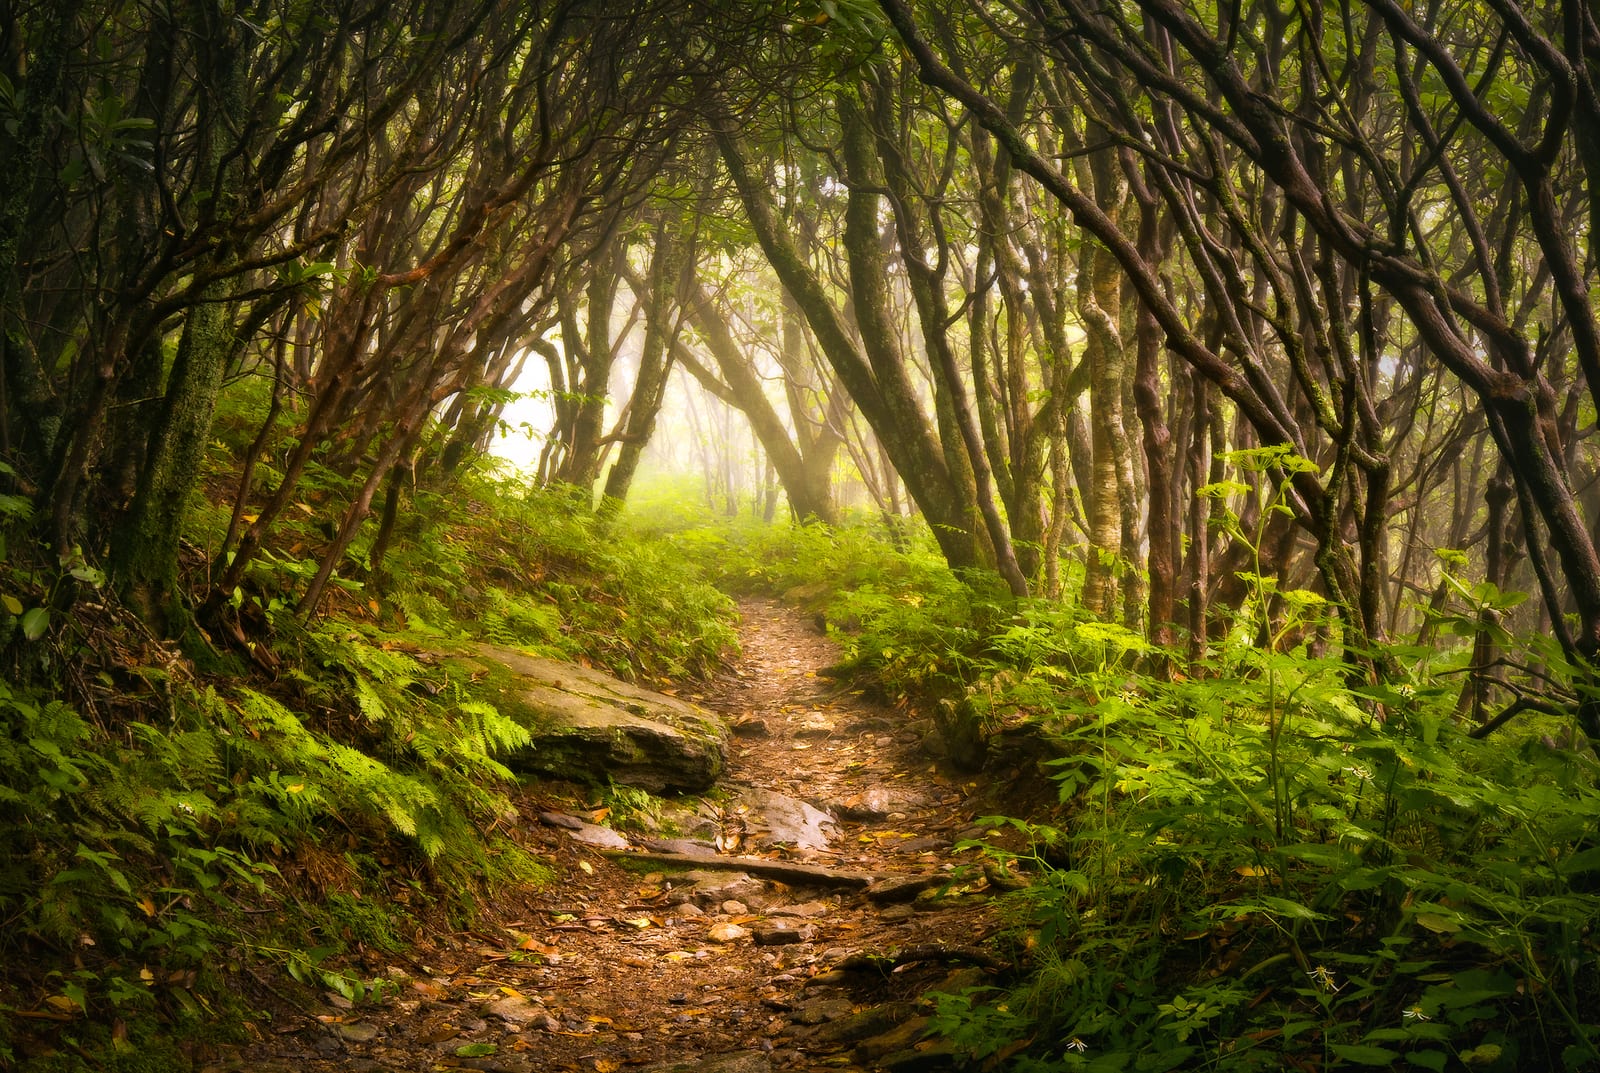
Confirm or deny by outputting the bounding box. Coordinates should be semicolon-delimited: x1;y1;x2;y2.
233;599;1011;1073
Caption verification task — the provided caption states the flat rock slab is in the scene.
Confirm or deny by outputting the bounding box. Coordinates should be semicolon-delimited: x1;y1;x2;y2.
769;900;830;918
731;785;838;851
639;835;717;855
470;643;728;793
537;811;630;849
809;1002;914;1045
827;785;931;821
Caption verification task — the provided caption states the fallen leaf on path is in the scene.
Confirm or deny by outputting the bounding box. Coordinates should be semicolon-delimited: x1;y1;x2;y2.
518;938;560;954
418;1025;460;1044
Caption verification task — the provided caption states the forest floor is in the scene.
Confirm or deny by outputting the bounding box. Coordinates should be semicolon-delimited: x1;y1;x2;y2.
222;599;1033;1073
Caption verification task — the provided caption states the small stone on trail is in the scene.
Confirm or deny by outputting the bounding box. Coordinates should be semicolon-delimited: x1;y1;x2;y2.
732;716;771;738
847;715;896;733
707;921;751;943
527;1014;561;1033
769;900;829;918
538;811;630;849
878;904;914;923
732;786;838;851
721;899;749;914
791;996;855;1025
865;874;941;904
680;869;766;907
334;1021;380;1042
753;924;814;946
641;836;717;855
829;786;929;821
482;996;543;1025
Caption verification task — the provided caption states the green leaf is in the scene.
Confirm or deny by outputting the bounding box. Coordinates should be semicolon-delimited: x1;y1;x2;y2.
67;563;106;587
1405;1051;1447;1071
1559;845;1600;876
1;593;21;615
1413;913;1460;934
60;981;88;1013
0;492;33;520
21;607;49;640
453;1043;498;1057
1330;1043;1399;1065
1258;894;1327;920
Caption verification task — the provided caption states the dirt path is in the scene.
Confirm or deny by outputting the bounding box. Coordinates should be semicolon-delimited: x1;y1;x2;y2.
235;599;1007;1073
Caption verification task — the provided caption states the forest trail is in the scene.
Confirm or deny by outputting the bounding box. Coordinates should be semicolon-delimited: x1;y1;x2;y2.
232;599;1013;1073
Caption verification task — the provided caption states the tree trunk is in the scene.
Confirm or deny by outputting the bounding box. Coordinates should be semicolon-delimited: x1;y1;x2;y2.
713;112;989;577
862;82;1028;596
677;279;840;524
1079;235;1129;617
600;218;687;515
112;6;244;629
1131;171;1178;650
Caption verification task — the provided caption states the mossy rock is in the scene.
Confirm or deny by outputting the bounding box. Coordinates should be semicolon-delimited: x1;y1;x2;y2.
467;643;728;793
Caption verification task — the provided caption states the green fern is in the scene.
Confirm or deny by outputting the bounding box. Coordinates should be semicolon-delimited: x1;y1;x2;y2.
353;675;389;726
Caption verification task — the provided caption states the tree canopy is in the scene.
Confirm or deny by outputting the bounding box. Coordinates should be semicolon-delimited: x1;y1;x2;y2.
2;0;1599;732
5;1;1600;1068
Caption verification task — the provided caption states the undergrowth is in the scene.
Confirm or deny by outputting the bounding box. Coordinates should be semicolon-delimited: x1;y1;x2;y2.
0;411;737;1067
641;474;1600;1072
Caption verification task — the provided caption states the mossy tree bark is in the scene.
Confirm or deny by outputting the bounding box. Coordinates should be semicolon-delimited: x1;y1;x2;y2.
110;4;244;630
0;0;83;479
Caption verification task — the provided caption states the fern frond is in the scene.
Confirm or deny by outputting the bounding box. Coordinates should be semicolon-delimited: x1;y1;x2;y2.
354;676;389;726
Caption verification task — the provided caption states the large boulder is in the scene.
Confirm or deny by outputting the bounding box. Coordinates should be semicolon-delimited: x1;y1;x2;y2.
471;643;728;793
